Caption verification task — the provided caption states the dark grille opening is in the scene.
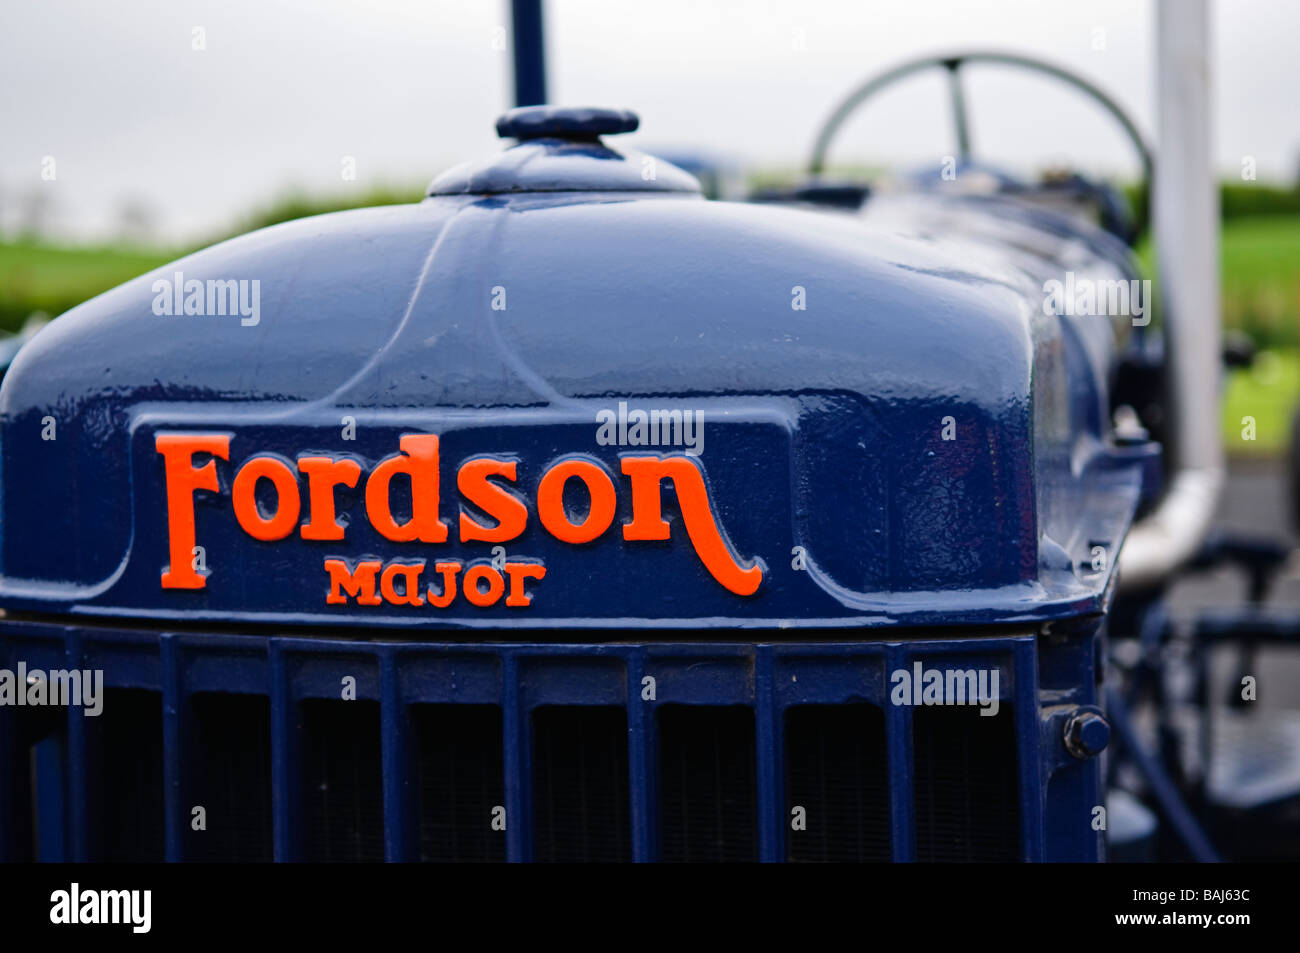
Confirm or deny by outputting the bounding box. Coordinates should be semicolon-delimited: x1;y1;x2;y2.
0;708;32;862
186;693;272;862
913;703;1020;862
87;689;164;862
785;704;891;862
301;699;383;862
532;706;630;862
658;705;757;862
2;706;64;862
414;704;505;862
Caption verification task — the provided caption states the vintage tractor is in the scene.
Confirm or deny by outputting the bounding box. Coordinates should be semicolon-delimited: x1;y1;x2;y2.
1;7;1294;863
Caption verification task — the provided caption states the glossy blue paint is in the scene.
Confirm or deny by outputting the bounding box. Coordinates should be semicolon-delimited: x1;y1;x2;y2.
509;0;547;107
0;119;1155;630
0;109;1154;862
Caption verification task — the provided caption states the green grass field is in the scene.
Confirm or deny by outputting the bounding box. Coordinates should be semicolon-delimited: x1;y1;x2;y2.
1220;217;1300;349
1224;349;1300;455
0;239;175;330
1138;214;1300;455
1135;216;1300;349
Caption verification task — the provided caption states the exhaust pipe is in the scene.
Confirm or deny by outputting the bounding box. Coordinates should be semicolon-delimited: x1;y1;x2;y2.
1118;0;1225;591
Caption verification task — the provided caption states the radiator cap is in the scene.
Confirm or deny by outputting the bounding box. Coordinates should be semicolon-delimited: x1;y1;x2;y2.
427;105;700;196
495;105;639;140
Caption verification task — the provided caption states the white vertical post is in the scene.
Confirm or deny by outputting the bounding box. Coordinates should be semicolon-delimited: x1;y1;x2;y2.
1156;0;1221;472
1118;0;1224;589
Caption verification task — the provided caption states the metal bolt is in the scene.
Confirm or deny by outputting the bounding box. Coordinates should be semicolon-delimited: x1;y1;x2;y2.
1064;709;1111;759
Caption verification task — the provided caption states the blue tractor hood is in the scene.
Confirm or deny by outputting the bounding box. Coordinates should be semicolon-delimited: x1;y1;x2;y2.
0;108;1155;631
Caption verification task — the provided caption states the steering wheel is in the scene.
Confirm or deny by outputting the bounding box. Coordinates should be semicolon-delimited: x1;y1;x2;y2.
807;51;1154;242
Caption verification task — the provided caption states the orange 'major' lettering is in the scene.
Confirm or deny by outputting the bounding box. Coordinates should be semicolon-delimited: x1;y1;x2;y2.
324;558;382;605
323;557;547;608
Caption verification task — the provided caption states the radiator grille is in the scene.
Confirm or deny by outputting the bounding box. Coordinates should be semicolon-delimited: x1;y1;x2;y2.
187;693;273;862
302;699;384;862
0;625;1043;862
658;705;757;862
913;704;1020;862
415;704;505;862
532;706;630;862
785;704;891;862
87;689;164;862
2;706;62;862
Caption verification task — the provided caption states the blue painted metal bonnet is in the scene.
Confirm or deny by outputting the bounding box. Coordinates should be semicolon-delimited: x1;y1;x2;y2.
0;106;1153;630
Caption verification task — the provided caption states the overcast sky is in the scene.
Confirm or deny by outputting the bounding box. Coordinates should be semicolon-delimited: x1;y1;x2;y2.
2;0;1297;243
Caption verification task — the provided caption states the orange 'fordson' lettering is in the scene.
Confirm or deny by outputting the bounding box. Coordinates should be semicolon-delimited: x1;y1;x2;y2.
156;432;763;600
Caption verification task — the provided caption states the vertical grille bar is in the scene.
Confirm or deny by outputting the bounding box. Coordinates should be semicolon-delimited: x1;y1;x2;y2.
0;640;12;862
380;648;414;861
885;643;916;861
160;634;185;861
501;652;531;862
268;640;299;861
626;648;658;861
1014;639;1044;861
64;629;88;862
0;702;11;862
754;645;785;862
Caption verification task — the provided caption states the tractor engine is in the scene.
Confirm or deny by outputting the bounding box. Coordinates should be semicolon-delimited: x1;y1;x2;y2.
0;106;1157;862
